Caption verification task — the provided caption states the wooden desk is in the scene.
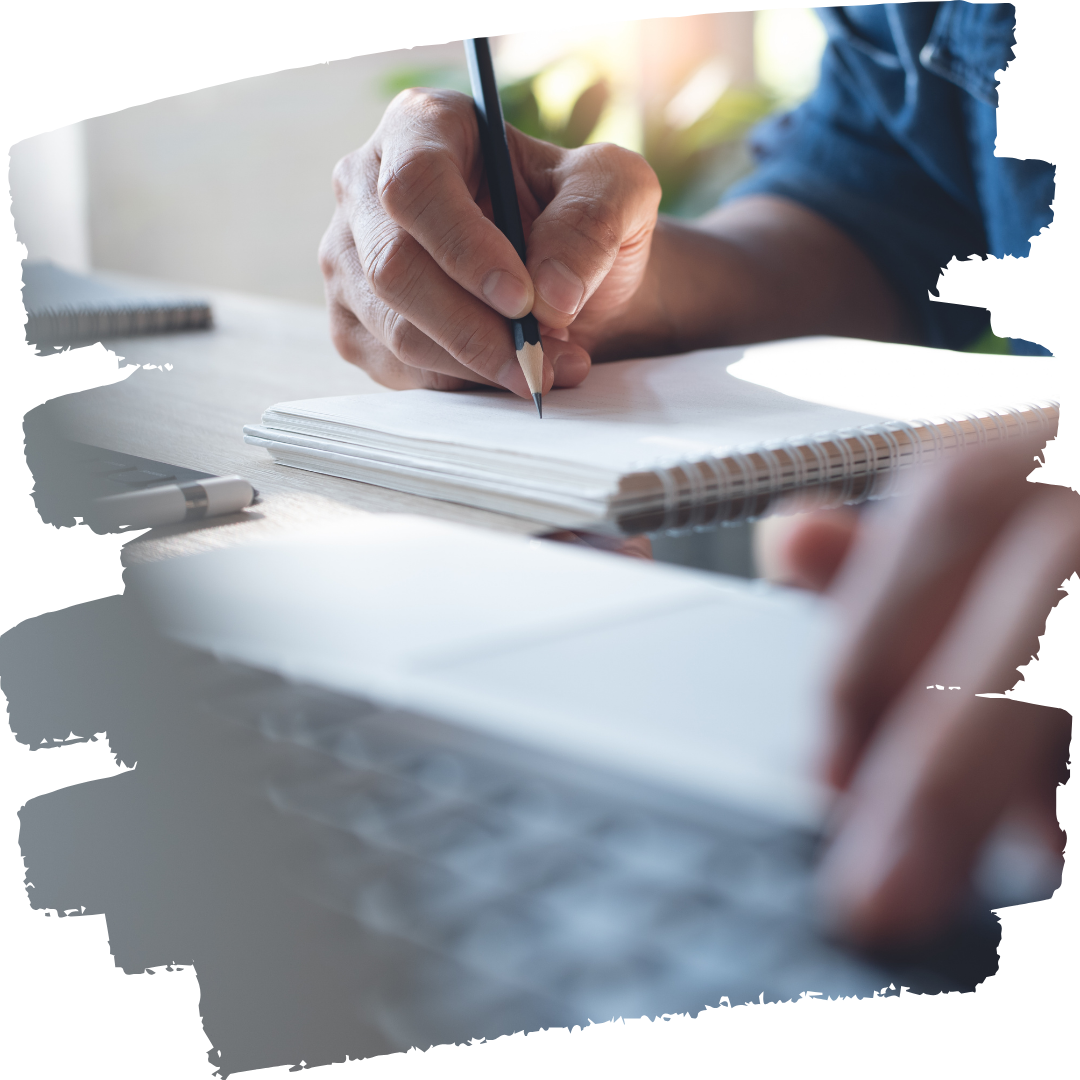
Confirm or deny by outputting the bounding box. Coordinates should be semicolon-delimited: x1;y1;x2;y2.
37;282;552;565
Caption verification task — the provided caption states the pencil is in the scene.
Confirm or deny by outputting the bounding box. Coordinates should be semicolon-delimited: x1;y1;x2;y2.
464;37;545;418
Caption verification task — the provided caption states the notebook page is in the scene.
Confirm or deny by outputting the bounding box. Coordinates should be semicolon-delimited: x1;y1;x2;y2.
257;346;889;475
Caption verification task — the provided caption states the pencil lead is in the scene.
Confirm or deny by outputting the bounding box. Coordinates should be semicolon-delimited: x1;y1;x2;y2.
533;392;543;418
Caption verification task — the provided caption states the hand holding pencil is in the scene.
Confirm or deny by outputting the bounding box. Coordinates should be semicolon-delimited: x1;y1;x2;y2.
318;64;660;398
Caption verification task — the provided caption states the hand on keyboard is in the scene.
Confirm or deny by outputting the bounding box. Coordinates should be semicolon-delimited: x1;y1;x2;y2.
760;438;1076;945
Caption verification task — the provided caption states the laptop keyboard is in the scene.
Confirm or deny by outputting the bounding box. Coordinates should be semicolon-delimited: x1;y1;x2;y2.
8;595;1004;1070
201;675;981;1035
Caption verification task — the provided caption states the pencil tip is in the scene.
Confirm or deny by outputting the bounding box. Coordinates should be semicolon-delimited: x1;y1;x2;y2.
533;392;543;418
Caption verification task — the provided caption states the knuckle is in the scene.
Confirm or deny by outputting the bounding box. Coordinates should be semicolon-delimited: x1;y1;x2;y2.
330;155;351;199
318;208;368;296
331;148;368;203
327;304;364;364
377;146;442;218
386;85;450;118
571;141;661;212
587;140;625;168
380;308;414;359
387;85;430;111
626;147;662;194
318;246;337;284
329;323;356;364
317;219;346;282
363;227;422;305
579;139;631;174
387;86;474;127
378;90;476;219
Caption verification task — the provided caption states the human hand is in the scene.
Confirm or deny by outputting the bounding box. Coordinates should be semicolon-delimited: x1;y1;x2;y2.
758;442;1076;945
319;88;662;396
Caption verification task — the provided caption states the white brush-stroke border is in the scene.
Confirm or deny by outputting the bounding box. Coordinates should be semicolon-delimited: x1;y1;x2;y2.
1;1;1075;1077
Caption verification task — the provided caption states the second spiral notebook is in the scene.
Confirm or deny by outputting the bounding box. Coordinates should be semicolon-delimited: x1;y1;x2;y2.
243;336;1059;533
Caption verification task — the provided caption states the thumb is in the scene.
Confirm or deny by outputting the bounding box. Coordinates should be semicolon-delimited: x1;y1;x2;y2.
520;139;661;329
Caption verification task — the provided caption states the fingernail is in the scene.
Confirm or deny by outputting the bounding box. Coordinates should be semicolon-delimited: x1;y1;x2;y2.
535;259;585;316
482;270;530;318
551;348;590;387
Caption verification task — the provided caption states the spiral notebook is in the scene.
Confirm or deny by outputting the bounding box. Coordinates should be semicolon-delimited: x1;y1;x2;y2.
22;261;212;352
243;337;1059;532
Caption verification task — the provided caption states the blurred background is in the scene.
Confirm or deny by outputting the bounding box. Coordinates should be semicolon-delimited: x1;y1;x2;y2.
9;9;827;306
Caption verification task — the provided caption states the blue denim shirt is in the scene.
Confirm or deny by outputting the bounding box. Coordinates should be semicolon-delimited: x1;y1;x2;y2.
727;2;1055;353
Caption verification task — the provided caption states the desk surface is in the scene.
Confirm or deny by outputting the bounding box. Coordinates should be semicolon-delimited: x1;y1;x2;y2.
38;282;551;564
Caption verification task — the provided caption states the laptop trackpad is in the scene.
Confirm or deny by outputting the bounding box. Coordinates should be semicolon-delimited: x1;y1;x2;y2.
417;593;835;829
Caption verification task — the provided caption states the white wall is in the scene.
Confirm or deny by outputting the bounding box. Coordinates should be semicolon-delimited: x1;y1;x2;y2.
9;123;91;272
83;42;468;305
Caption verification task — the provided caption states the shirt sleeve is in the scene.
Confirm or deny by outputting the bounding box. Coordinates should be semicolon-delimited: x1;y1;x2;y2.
724;6;992;350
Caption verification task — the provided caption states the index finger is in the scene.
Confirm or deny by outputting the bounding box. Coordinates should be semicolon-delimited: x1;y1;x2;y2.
818;483;1078;943
375;89;537;321
817;695;1068;947
825;438;1050;788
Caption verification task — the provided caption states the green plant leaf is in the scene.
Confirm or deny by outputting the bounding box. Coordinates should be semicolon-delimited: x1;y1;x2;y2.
499;77;549;142
561;80;610;148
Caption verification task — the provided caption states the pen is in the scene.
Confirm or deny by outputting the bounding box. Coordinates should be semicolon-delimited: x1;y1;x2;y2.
86;475;257;530
464;36;545;418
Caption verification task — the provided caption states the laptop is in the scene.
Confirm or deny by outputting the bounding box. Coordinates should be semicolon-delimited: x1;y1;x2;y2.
8;515;1044;1076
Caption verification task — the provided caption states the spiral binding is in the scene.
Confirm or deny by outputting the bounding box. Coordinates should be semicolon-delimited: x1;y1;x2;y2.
640;401;1059;534
26;301;213;349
